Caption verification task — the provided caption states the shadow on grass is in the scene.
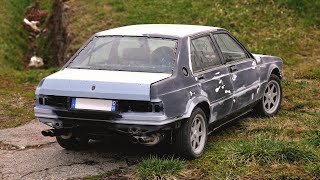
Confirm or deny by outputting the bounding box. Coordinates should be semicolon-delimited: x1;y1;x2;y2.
78;112;255;160
74;135;174;166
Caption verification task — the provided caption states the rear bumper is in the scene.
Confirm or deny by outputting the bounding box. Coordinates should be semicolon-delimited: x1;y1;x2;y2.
34;106;182;134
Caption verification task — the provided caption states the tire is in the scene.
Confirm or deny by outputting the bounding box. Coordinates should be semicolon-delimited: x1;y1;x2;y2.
56;132;89;150
173;107;208;159
254;74;282;117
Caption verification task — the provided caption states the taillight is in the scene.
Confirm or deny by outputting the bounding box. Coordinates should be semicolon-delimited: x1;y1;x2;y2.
118;101;163;113
38;96;68;108
153;102;163;112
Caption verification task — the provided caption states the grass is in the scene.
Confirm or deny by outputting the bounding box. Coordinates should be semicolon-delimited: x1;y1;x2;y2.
304;130;320;148
0;76;35;129
0;0;319;179
64;0;123;60
0;68;59;129
135;156;185;180
0;0;53;69
0;0;32;70
0;0;57;129
189;112;320;179
227;138;318;165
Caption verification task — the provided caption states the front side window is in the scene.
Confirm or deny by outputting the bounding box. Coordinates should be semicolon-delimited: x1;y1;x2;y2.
213;34;247;62
190;35;221;72
68;36;177;73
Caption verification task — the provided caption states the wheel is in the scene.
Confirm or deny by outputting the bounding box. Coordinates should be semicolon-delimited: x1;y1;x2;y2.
254;74;282;117
173;107;208;159
56;132;89;150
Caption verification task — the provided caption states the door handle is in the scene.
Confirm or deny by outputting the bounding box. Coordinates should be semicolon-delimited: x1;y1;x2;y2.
230;65;238;72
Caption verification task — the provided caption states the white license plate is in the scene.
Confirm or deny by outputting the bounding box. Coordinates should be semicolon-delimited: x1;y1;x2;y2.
71;98;116;111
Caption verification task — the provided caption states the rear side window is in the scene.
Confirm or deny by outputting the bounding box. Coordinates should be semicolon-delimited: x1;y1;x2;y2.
213;34;247;62
190;35;221;72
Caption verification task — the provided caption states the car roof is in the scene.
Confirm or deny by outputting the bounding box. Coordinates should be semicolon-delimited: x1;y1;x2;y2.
96;24;224;38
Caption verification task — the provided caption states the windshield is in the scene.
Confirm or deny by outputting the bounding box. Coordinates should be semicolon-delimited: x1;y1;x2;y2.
68;36;178;73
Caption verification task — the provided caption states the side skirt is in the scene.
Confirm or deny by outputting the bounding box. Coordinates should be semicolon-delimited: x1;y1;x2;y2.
207;103;257;135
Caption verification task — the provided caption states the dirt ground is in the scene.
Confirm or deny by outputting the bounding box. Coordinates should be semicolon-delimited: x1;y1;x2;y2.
0;120;164;180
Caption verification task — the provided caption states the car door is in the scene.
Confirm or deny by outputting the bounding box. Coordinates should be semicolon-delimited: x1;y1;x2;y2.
190;34;234;123
212;32;259;112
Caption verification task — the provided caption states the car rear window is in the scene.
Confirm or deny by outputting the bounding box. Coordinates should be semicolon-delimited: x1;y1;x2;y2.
68;36;178;73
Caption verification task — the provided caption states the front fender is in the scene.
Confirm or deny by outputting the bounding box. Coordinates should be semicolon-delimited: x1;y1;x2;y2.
257;57;283;99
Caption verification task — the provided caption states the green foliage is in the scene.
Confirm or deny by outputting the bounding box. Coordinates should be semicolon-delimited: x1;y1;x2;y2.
108;0;126;12
304;130;320;148
227;137;318;165
279;0;320;27
16;68;59;84
35;0;55;67
0;0;52;70
282;79;320;111
0;0;55;70
305;162;320;177
105;0;320;80
0;0;32;70
0;68;59;84
136;156;185;179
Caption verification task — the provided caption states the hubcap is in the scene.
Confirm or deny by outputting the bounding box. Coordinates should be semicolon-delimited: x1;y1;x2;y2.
190;114;206;154
263;80;280;114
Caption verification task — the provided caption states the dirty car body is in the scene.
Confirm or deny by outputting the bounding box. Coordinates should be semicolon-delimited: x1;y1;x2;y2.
35;24;283;158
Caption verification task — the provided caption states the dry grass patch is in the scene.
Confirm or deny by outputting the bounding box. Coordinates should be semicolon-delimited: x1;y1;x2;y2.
241;163;316;179
0;79;35;129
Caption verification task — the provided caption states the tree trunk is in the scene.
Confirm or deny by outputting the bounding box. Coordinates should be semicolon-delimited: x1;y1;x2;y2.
51;0;67;66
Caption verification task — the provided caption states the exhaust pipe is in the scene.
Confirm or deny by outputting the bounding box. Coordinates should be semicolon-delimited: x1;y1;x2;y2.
41;129;66;137
41;129;55;137
131;133;164;146
131;136;139;143
138;137;145;144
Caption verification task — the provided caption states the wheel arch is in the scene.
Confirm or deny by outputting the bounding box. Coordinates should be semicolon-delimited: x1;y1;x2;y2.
184;96;211;122
270;68;281;80
267;64;282;81
254;70;283;117
196;102;210;122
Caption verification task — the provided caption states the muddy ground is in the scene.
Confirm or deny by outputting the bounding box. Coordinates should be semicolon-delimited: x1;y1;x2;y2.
0;120;167;180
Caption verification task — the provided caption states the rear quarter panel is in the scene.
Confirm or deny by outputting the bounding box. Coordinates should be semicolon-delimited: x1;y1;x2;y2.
150;37;198;119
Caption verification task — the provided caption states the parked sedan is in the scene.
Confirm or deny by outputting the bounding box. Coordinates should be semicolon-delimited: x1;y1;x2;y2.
35;24;283;159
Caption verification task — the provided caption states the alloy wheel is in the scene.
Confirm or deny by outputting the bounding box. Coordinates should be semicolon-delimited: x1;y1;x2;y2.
263;80;281;114
190;114;206;154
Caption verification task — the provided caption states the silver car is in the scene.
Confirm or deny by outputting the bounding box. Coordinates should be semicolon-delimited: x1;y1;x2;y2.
35;24;283;159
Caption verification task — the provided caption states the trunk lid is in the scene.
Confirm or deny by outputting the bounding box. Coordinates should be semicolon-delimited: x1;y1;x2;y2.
36;68;171;101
